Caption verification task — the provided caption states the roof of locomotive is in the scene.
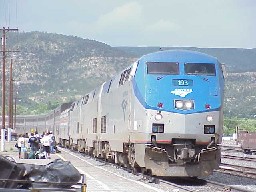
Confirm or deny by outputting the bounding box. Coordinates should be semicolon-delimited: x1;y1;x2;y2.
139;49;218;63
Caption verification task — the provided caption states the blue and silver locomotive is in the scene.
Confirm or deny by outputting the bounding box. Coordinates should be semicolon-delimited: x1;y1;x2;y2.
129;50;225;177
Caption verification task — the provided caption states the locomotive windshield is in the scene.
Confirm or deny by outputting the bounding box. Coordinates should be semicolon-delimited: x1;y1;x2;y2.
147;62;179;75
185;63;216;76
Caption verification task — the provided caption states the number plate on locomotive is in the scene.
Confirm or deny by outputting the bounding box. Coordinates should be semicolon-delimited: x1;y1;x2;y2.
173;79;193;86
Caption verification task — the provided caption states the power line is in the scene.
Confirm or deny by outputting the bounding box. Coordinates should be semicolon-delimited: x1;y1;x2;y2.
0;0;19;27
1;26;18;152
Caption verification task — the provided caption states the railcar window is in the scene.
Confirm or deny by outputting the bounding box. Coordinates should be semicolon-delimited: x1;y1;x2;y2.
119;67;132;86
82;94;89;105
93;118;97;133
70;103;75;111
77;122;79;133
107;80;112;93
185;63;216;76
147;62;179;75
101;116;106;133
103;80;112;93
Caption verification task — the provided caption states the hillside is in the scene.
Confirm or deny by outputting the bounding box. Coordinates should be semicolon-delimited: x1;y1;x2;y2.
1;31;255;118
6;32;137;113
224;72;256;118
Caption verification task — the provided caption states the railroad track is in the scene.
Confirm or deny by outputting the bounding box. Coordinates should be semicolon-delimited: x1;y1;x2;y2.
222;154;256;162
221;145;242;153
205;179;255;192
218;163;256;179
221;154;256;179
161;177;254;192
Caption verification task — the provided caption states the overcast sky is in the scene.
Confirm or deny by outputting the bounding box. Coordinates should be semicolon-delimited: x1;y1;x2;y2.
0;0;255;48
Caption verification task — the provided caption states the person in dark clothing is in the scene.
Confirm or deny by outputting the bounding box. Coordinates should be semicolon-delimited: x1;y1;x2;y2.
28;133;40;154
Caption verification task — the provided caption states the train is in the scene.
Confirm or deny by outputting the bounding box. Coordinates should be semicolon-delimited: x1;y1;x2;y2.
15;50;225;178
237;131;256;154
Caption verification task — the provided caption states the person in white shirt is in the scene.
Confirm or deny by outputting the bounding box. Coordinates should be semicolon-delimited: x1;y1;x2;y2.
17;134;26;158
48;131;56;153
40;132;52;159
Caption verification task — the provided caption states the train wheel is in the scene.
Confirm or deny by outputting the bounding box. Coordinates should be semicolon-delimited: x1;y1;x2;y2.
128;144;140;174
128;144;136;167
131;166;139;175
244;149;252;155
103;143;111;161
146;169;159;184
88;147;94;156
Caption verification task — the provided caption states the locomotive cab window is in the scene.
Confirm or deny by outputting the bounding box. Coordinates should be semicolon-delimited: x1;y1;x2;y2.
147;62;179;75
185;63;216;76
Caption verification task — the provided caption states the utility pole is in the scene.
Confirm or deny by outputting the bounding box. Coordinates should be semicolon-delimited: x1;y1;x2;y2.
1;27;18;151
14;97;19;133
7;59;14;141
8;59;13;129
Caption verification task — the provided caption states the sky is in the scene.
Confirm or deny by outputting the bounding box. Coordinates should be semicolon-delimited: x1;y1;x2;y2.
0;0;256;48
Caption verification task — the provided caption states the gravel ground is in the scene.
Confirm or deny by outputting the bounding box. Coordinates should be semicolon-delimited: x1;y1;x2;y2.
72;151;256;192
208;140;256;192
207;172;256;192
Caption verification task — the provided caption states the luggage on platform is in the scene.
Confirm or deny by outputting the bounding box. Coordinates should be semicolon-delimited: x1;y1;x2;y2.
0;155;26;188
20;147;28;159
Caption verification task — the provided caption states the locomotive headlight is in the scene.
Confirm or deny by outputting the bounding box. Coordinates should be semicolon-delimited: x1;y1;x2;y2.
184;100;194;109
155;112;163;121
206;115;213;122
175;100;194;110
175;100;183;109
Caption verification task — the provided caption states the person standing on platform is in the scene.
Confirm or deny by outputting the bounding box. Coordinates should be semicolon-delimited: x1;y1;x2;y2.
48;131;56;153
17;134;26;159
34;131;41;140
28;133;40;158
41;132;52;159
